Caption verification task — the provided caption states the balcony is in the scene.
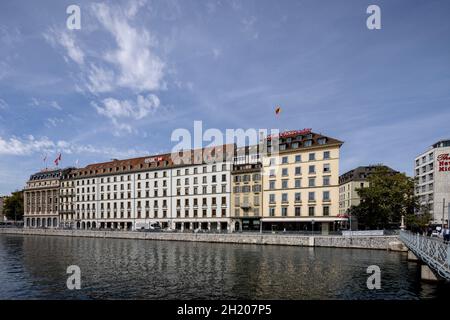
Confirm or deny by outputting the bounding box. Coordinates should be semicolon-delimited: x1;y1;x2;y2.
240;203;251;209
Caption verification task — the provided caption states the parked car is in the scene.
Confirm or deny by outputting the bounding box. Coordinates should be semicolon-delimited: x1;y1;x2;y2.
431;230;441;238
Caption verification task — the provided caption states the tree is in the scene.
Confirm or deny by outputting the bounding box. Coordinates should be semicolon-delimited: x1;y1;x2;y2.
3;191;24;221
349;166;420;229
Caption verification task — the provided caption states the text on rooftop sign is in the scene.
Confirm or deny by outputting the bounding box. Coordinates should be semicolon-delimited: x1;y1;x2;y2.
144;156;163;164
438;153;450;172
267;128;312;140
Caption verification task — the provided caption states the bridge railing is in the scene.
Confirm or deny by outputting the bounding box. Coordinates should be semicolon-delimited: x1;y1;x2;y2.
400;230;450;280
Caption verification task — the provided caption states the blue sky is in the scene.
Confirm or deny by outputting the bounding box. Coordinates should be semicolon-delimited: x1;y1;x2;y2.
0;0;449;194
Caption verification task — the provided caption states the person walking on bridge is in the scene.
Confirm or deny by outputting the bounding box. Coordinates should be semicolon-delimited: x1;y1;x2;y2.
443;225;450;243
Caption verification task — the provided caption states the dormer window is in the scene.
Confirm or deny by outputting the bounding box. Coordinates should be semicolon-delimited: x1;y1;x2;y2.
304;140;312;147
318;137;327;145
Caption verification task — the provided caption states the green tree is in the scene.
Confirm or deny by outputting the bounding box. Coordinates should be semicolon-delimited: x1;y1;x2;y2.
349;166;420;229
3;191;24;221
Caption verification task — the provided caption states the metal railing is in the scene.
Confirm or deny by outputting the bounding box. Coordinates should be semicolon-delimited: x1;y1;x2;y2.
400;230;450;280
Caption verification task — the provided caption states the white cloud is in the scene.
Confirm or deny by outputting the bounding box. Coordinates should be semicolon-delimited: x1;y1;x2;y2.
0;134;148;159
45;118;64;128
86;64;115;93
90;2;165;93
43;28;85;65
29;98;62;110
93;94;160;123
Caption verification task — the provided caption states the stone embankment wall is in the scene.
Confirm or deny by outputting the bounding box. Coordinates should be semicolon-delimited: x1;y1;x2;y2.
0;228;407;251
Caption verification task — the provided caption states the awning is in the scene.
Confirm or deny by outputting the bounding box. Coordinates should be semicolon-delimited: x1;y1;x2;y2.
261;217;348;222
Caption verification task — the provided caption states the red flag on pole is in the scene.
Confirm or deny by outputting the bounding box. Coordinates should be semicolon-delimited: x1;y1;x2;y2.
54;153;62;166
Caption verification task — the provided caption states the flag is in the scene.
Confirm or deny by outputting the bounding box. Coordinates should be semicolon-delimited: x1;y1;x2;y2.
43;154;47;162
54;153;62;166
275;106;281;115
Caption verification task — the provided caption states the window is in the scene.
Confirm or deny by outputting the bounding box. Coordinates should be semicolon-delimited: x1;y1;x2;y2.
323;163;331;173
282;193;288;203
295;179;301;188
318;138;327;145
295;155;301;162
308;192;315;201
323;176;330;186
295;192;301;202
282;168;288;176
308;206;315;216
281;207;288;217
269;169;276;177
269;181;275;190
308;178;315;187
295;167;301;175
269;207;275;217
323;206;330;216
309;165;315;174
282;180;288;188
295;207;301;216
309;153;315;161
323;191;330;201
323;151;330;159
269;194;276;204
282;156;288;164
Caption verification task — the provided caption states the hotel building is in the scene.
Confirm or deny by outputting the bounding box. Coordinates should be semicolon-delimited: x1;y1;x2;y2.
69;144;235;231
231;145;263;231
22;129;344;233
23;169;62;228
415;139;450;225
59;168;77;228
261;130;344;233
339;165;397;215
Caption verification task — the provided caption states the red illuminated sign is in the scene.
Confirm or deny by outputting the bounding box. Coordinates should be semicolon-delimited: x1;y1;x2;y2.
144;156;163;163
438;153;450;172
267;128;312;140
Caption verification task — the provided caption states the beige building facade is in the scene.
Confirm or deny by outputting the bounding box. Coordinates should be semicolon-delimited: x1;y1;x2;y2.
339;165;397;216
261;130;344;233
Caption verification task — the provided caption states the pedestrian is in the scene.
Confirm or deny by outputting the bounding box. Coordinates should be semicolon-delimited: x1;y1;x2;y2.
444;226;450;243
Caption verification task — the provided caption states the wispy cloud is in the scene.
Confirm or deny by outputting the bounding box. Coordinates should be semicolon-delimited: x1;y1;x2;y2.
43;28;85;65
0;98;8;109
92;94;160;134
0;134;149;159
90;1;165;93
29;98;62;110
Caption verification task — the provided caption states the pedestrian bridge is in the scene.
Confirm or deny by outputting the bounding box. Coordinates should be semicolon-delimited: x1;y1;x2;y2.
400;230;450;280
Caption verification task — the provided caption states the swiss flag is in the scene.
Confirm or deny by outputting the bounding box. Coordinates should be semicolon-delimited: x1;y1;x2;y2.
54;153;62;166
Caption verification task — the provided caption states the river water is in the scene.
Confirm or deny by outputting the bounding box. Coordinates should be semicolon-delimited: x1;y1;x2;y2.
0;234;448;299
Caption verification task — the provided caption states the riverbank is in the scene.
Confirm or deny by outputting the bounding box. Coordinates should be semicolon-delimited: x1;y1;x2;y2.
0;228;407;251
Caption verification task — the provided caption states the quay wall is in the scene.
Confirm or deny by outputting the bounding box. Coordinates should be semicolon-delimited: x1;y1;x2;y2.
0;228;406;251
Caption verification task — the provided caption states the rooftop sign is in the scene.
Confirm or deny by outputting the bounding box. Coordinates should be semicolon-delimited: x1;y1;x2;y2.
267;128;312;140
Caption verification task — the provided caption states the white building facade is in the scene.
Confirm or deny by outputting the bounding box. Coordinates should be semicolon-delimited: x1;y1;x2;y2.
71;145;236;231
415;139;450;225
